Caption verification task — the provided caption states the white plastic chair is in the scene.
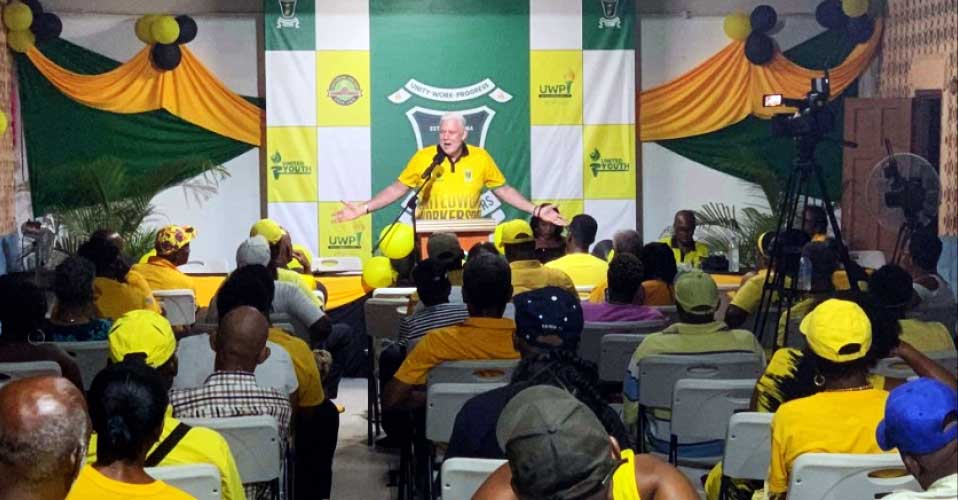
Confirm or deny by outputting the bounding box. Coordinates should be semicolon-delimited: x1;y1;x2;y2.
872;351;958;379
371;287;417;299
652;305;678;322
0;361;61;382
146;464;221;500
363;297;408;445
312;256;362;273
579;319;669;364
787;452;919;500
179;260;230;274
668;378;756;465
427;360;519;385
575;285;594;299
718;412;773;499
440;458;507;500
178;416;282;491
153;289;197;326
849;250;887;270
598;333;647;383
426;382;506;444
54;341;109;390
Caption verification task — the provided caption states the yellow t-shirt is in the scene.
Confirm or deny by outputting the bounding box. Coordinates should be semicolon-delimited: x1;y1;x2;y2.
131;257;196;294
768;388;889;494
269;327;325;406
397;145;506;220
277;268;324;310
85;406;245;500
612;449;642;500
93;276;161;320
544;252;609;287
67;464;195;500
658;236;709;267
393;317;519;385
730;271;857;316
509;260;577;297
899;319;957;354
589;280;674;306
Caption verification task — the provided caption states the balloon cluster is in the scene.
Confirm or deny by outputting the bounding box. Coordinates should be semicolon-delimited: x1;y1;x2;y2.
723;5;779;65
815;0;875;44
135;14;198;71
3;0;62;53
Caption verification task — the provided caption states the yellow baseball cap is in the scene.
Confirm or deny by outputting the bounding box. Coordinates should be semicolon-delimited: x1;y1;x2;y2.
250;219;287;244
499;219;534;245
108;310;176;368
155;225;196;256
799;299;872;363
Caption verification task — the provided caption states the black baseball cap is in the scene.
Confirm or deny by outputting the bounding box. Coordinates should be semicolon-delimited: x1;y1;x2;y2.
513;287;583;350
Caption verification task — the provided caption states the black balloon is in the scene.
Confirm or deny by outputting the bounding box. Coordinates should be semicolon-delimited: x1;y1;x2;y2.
750;5;778;33
24;0;42;17
152;43;182;71
745;32;774;65
175;15;197;44
848;15;874;43
815;0;848;30
31;13;61;42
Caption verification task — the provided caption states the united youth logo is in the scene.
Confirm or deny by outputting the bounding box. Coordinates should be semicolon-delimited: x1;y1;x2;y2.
589;148;630;177
538;69;576;99
327;75;362;106
271;151;311;180
277;0;300;29
599;0;622;29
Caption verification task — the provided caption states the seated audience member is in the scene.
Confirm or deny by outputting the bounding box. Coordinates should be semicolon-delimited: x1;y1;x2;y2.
171;306;292;500
286;242;313;274
639;242;678;306
0;376;90;500
249;219;324;309
398;259;469;350
660;210;709;268
68;361;193;500
775;241;838;347
623;270;763;457
545;214;609;287
447;287;633;459
382;253;520;411
588;230;642;301
474;385;698;500
725;230;809;328
0;276;83;390
582;254;666;322
801;204;829;242
531;212;566;264
45;256;111;342
91;310;244;500
499;219;576;296
909;231;957;326
869;264;956;354
591;238;614;262
877;378;958;500
77;238;160;320
427;232;465;285
130;225;197;294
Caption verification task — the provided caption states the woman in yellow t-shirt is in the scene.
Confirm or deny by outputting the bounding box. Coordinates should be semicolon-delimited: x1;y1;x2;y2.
68;361;194;500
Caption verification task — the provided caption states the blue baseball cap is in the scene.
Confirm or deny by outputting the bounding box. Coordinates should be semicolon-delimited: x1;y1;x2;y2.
876;378;958;455
513;287;583;350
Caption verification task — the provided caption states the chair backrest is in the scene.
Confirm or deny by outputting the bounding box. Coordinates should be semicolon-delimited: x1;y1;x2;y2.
722;412;773;481
427;360;519;385
575;285;594;299
598;333;648;382
579;319;669;364
742;305;781;349
312;256;362;273
153;289;197;326
363;297;408;340
652;305;678;322
0;361;61;383
637;352;764;409
269;312;311;343
441;458;507;500
787;452;919;500
53;341;109;390
146;464;221;500
371;287;417;299
872;351;958;379
849;250;887;270
179;415;281;483
670;379;755;443
426;382;506;443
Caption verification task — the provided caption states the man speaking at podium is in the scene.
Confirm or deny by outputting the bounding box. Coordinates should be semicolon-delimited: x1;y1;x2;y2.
332;112;566;225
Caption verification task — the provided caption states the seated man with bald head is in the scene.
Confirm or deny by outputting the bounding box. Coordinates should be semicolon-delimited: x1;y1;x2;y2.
0;376;90;500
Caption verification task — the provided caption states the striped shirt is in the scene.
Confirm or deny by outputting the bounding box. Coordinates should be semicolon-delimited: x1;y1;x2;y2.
399;302;469;349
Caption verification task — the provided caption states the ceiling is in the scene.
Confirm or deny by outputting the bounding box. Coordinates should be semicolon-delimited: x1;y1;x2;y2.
46;0;822;16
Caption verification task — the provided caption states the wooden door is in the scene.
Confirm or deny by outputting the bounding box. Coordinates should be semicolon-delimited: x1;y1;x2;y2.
841;98;912;256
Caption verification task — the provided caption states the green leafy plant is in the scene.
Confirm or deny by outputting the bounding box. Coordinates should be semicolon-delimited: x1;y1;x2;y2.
694;203;779;270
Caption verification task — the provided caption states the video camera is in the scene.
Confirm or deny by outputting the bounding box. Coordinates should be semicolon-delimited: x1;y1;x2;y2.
765;75;833;138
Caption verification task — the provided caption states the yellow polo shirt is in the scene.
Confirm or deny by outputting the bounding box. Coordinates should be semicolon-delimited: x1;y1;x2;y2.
93;276;161;320
544;252;609;287
131;257;196;293
509;260;577;297
899;319;956;354
67;465;195;500
269;327;325;406
86;406;245;500
659;236;709;267
397;145;506;220
393;317;519;385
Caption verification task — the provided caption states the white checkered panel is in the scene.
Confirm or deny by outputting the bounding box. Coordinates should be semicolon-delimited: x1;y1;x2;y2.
318;127;372;202
585;198;636;243
267;201;320;258
530;0;583;50
530;125;584;200
583;49;635;126
316;0;370;50
265;51;317;126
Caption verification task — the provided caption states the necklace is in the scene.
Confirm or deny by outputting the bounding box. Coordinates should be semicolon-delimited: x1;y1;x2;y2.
825;384;872;392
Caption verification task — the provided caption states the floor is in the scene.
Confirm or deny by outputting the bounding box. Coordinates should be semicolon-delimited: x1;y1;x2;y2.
330;378;396;500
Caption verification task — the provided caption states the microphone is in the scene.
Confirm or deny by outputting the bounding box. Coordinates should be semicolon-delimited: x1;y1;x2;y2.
421;150;446;180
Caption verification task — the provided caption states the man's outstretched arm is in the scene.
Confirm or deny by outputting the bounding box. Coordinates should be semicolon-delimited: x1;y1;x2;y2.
493;185;567;225
332;181;411;223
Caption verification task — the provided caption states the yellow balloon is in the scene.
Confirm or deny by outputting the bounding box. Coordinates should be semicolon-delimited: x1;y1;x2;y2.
3;2;33;32
135;15;159;44
362;256;396;289
0;112;7;136
379;223;415;260
723;12;751;41
150;15;180;45
7;29;34;53
841;0;869;17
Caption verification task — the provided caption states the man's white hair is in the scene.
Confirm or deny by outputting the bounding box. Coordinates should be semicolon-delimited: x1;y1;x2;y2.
439;112;467;130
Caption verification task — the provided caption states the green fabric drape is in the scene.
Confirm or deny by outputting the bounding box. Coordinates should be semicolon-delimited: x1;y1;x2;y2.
655;29;859;201
17;38;262;216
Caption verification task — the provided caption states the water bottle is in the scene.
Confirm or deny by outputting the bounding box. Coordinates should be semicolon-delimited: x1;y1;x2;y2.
798;255;812;291
728;240;740;273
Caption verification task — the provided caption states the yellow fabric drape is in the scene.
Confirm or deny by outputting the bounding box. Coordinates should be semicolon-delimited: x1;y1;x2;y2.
25;45;262;146
640;19;882;141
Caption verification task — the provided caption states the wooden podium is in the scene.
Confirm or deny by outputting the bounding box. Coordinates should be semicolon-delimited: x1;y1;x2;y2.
416;218;497;258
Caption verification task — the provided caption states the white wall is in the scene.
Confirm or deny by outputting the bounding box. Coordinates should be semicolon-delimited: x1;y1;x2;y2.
640;15;825;241
59;14;261;268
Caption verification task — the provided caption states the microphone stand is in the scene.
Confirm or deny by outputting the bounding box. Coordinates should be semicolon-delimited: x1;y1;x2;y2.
372;156;443;264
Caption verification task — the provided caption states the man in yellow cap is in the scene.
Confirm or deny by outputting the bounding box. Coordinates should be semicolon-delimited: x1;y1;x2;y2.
249;219;324;310
130;225;197;294
89;310;246;500
499;219;575;297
